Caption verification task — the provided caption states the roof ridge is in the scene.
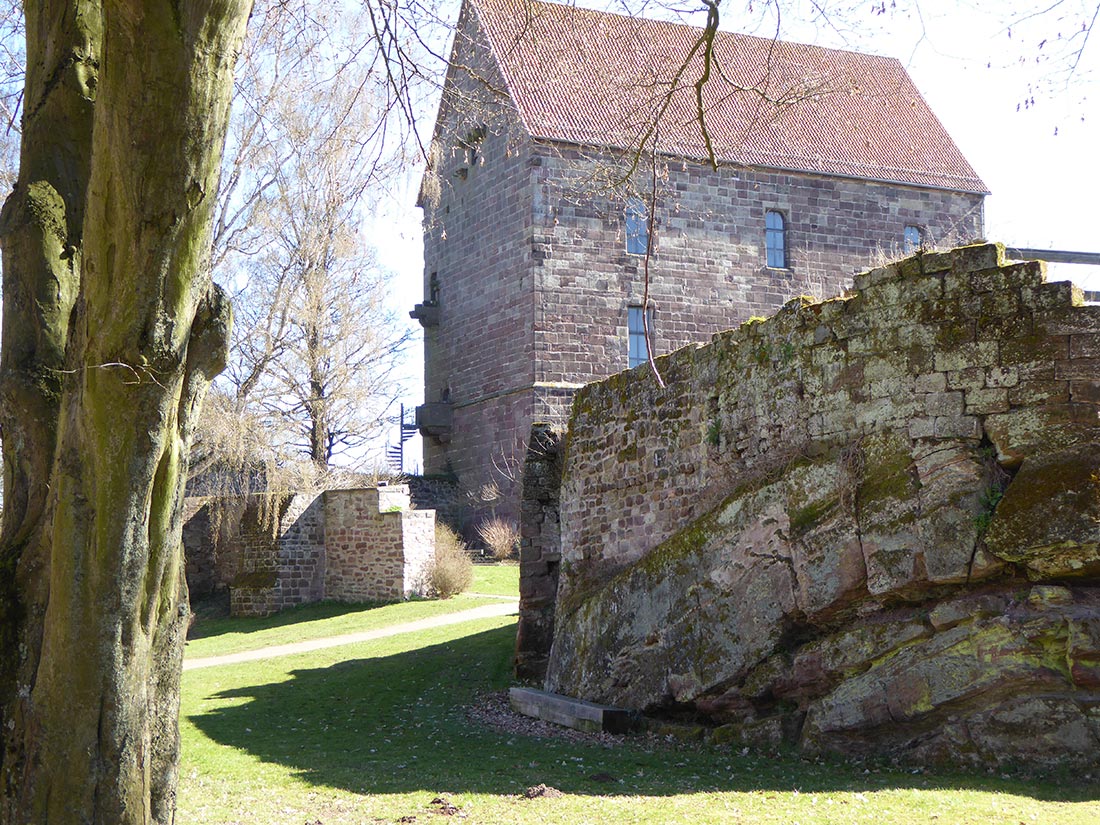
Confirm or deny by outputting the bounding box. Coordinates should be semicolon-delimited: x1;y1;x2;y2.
471;0;903;65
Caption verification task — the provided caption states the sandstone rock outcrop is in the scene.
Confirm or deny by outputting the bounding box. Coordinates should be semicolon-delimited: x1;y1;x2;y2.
544;243;1100;768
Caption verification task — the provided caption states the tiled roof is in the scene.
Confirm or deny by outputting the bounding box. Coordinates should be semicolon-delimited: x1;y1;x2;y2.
469;0;987;193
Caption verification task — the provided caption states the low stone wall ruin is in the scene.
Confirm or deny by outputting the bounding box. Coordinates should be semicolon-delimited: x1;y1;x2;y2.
324;487;435;603
544;243;1100;768
183;485;435;617
515;424;565;681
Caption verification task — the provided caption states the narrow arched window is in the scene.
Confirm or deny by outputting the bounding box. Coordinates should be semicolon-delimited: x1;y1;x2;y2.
625;197;648;255
765;210;787;268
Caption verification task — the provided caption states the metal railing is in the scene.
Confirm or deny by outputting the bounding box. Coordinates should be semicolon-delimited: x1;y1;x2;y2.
1005;248;1100;267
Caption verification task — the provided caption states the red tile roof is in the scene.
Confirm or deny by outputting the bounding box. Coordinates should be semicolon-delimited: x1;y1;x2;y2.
469;0;987;193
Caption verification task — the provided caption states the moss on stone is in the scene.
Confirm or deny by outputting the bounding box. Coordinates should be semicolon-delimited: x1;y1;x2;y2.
632;517;716;580
233;570;278;588
858;433;916;507
985;450;1100;577
617;442;639;462
789;497;838;538
706;417;721;446
935;322;973;349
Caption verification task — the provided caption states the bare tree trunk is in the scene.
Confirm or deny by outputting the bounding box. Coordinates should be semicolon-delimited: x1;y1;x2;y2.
0;0;250;822
306;317;329;468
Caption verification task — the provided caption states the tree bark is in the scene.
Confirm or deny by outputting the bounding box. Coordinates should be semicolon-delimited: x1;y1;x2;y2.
307;317;329;467
0;1;250;822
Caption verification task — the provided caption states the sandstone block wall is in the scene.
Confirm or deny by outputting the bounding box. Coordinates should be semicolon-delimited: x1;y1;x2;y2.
324;487;436;603
401;510;437;596
545;243;1100;768
419;5;536;501
182;497;217;599
275;493;327;606
515;424;565;681
408;476;464;531
184;485;435;618
227;493;325;618
531;148;984;392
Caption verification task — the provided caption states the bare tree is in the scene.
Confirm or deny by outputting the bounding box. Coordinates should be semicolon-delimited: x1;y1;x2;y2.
247;186;410;468
197;0;412;476
0;2;20;192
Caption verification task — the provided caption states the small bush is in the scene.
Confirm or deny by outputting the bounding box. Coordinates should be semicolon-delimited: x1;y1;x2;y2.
428;523;473;599
478;518;520;561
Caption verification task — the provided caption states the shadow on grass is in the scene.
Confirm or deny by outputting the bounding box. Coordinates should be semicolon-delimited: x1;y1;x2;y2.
186;624;1100;803
186;598;395;642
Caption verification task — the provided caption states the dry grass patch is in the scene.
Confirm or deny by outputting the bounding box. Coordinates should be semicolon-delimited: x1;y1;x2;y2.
428;523;474;598
478;517;520;561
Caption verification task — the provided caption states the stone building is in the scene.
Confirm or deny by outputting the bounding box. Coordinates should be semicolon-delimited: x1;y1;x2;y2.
413;0;987;521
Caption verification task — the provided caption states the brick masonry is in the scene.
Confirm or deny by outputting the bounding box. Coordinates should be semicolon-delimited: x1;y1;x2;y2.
417;6;986;525
183;485;436;618
407;476;465;532
324;488;435;603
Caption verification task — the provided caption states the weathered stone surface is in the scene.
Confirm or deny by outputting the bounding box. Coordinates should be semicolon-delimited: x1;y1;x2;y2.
515;424;565;681
184;486;435;617
984;450;1100;579
546;244;1100;768
509;687;637;733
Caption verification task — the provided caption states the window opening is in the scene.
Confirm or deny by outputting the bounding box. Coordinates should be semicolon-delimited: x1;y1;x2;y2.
626;197;648;255
628;305;654;368
765;209;787;269
903;225;924;253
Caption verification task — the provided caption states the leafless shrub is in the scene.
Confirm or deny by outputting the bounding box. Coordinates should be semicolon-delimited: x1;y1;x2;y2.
428;523;473;599
477;517;520;561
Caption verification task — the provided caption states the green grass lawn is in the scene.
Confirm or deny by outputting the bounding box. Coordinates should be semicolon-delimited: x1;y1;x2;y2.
179;585;1100;824
470;561;520;597
184;593;506;659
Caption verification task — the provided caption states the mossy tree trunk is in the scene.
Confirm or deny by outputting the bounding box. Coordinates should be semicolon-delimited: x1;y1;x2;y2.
0;0;251;822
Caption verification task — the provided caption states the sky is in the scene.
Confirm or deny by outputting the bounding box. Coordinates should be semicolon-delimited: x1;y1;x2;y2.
369;0;1100;471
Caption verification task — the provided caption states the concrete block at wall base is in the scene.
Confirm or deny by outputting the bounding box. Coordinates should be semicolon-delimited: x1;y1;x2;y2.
509;687;638;734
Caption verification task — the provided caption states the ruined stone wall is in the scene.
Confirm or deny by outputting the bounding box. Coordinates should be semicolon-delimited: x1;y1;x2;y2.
515;424;565;681
400;509;437;596
547;243;1100;768
182;497;216;599
324;487;435;602
227;493;324;618
273;493;326;607
185;486;434;618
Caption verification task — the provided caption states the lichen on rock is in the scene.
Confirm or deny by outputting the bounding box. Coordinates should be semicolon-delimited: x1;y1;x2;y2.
542;243;1100;769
